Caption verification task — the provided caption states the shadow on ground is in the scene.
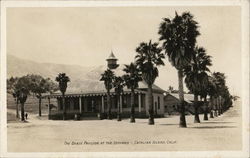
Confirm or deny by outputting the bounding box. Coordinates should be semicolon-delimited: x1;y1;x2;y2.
201;121;234;124
159;123;179;126
191;126;237;129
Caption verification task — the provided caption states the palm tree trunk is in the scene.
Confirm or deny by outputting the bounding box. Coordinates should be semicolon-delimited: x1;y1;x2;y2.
16;99;19;118
203;96;208;120
221;98;224;113
178;70;187;128
107;89;112;120
214;97;218;117
38;96;42;117
148;84;154;125
117;94;121;121
194;94;200;123
48;97;51;120
209;96;214;118
218;97;221;115
217;97;221;116
21;102;25;121
220;97;223;114
62;93;66;120
130;89;135;123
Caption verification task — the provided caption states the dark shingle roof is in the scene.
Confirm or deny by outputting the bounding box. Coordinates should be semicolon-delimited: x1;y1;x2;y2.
167;93;194;103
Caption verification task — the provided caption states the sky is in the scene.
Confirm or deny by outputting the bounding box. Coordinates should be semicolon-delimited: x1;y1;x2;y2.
6;6;241;96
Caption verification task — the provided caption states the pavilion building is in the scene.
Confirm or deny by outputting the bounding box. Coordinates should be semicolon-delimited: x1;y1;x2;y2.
47;52;166;120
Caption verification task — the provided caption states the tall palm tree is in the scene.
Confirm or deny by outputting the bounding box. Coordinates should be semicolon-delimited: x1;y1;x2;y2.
100;69;114;119
113;76;124;121
196;49;212;120
135;40;165;125
123;62;142;123
159;11;200;127
184;47;212;123
55;73;70;120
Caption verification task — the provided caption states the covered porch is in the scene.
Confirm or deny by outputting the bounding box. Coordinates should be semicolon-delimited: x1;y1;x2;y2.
45;90;147;120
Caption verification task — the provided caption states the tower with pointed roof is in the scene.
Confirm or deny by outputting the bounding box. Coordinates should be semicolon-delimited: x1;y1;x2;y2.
106;51;119;69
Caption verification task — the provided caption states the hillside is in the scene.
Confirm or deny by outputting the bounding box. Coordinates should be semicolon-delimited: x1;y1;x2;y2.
7;55;132;92
7;54;108;92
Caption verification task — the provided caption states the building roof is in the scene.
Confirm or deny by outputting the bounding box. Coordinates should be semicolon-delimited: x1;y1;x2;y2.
46;80;166;98
45;52;166;97
166;93;194;104
44;89;146;98
106;51;117;60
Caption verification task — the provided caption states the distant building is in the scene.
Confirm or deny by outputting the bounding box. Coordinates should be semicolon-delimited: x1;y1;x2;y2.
164;93;194;115
164;93;208;115
46;52;166;120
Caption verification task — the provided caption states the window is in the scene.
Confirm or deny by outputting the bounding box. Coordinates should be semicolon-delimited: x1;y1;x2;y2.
126;95;131;107
122;94;131;108
113;96;118;108
135;94;139;107
122;95;127;108
58;98;63;110
74;98;79;110
65;98;70;110
141;94;145;108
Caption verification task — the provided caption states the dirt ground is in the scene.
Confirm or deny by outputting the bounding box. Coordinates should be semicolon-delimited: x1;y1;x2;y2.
7;100;242;152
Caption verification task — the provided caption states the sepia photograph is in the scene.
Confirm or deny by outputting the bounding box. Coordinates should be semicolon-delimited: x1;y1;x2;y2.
0;0;249;158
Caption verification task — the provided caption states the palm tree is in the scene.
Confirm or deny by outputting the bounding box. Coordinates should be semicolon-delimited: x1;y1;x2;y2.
197;50;212;120
100;69;114;119
55;73;70;120
184;47;212;123
135;40;165;125
207;76;217;118
159;11;200;127
123;62;142;123
200;83;210;120
212;72;226;116
220;86;232;112
208;74;222;117
113;76;124;121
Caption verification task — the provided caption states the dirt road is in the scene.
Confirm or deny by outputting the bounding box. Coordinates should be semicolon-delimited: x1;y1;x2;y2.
7;100;242;152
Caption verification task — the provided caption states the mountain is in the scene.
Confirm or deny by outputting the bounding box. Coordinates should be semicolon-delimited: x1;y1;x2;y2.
7;55;166;93
7;54;107;92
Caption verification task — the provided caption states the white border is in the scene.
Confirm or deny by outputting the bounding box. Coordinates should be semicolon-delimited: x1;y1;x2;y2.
0;0;242;7
0;0;249;158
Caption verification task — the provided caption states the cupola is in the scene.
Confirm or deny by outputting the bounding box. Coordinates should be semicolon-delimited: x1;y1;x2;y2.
106;51;119;69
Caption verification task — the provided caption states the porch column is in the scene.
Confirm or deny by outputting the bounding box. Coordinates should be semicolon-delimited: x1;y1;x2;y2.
138;93;141;112
101;96;104;113
120;95;123;113
79;97;82;114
